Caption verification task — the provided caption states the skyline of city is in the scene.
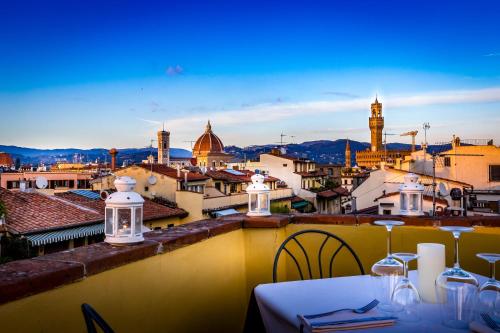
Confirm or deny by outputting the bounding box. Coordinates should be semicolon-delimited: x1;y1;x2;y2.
1;0;500;149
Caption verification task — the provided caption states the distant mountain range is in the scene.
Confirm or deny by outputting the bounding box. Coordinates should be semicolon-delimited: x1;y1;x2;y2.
226;139;422;164
0;145;192;166
1;140;449;166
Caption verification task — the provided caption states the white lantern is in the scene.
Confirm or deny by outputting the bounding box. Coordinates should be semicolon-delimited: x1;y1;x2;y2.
399;173;424;216
246;174;271;217
104;176;145;244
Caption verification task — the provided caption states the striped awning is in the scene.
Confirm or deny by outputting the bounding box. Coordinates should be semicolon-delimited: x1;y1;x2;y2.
26;223;104;246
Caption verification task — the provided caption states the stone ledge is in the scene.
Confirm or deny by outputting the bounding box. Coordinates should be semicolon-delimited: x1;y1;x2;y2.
33;240;160;276
0;259;84;304
241;214;291;228
292;214;357;225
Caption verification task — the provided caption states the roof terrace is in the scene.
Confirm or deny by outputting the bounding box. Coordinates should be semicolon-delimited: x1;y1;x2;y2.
0;213;499;332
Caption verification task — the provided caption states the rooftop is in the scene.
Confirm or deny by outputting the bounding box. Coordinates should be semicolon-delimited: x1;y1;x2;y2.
0;188;187;235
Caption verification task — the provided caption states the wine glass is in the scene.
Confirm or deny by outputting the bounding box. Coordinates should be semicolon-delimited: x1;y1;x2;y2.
436;226;478;329
371;220;405;312
392;253;420;322
476;253;500;321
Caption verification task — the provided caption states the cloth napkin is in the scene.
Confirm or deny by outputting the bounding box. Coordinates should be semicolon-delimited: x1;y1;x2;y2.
298;308;396;333
470;321;498;333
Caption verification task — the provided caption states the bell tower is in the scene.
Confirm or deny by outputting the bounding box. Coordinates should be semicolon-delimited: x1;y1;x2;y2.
369;96;384;152
345;139;351;168
157;124;170;165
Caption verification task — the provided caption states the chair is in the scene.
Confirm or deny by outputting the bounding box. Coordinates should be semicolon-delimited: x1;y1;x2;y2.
81;303;115;333
272;229;365;283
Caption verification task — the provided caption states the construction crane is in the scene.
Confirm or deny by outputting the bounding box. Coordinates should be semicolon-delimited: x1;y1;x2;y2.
383;132;397;163
401;130;418;152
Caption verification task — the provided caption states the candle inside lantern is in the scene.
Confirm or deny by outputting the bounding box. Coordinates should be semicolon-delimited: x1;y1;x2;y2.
417;243;445;303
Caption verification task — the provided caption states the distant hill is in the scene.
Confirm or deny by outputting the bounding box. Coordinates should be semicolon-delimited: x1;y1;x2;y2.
226;139;417;164
1;139;441;166
0;145;191;165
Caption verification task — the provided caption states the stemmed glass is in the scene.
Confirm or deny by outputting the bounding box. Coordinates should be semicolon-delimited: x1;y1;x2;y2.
476;253;500;321
436;226;479;329
371;220;405;312
392;253;421;322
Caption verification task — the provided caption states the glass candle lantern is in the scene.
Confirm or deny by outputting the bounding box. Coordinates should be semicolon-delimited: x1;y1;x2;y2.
104;176;145;245
246;174;271;217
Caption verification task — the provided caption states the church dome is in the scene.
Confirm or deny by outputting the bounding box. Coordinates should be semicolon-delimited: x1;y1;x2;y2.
193;121;224;155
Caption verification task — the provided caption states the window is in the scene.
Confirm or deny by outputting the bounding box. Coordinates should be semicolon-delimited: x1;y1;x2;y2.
490;165;500;182
105;208;114;235
134;207;142;236
283;164;287;167
250;194;258;210
444;157;451;167
383;209;391;215
401;193;408;211
212;161;216;168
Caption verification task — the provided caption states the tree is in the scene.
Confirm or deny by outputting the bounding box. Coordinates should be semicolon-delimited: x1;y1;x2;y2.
14;157;21;170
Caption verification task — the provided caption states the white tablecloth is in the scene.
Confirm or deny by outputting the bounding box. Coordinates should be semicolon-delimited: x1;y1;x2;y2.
255;271;487;333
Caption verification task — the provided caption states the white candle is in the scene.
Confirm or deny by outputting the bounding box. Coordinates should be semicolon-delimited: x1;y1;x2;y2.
417;243;445;303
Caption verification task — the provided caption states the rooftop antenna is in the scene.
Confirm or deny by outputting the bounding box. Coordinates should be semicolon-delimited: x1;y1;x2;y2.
422;123;430;150
280;132;287;146
290;135;296;144
184;140;196;150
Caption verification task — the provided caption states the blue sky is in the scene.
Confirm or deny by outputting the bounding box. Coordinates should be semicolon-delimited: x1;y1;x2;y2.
1;0;499;149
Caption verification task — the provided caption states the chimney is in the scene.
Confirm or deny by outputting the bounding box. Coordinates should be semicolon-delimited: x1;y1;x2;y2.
109;148;118;171
271;148;281;156
177;165;181;177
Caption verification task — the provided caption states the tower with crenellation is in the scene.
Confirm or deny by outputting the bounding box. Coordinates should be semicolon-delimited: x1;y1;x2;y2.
369;96;384;152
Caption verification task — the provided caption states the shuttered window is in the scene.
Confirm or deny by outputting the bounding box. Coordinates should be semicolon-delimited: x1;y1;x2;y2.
490;165;500;181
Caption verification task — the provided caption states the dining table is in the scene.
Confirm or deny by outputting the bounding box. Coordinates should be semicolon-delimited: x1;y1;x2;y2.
254;271;488;333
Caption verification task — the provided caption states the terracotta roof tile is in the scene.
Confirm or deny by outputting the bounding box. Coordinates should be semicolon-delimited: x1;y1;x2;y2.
55;192;188;221
374;191;449;205
0;188;102;234
138;164;209;181
294;170;327;177
0;188;188;235
206;169;280;183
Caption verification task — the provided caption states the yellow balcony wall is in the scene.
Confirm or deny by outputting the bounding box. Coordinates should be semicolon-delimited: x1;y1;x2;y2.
0;216;499;333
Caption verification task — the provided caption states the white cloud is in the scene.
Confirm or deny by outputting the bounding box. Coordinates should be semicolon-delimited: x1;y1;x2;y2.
166;65;184;76
165;87;500;135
